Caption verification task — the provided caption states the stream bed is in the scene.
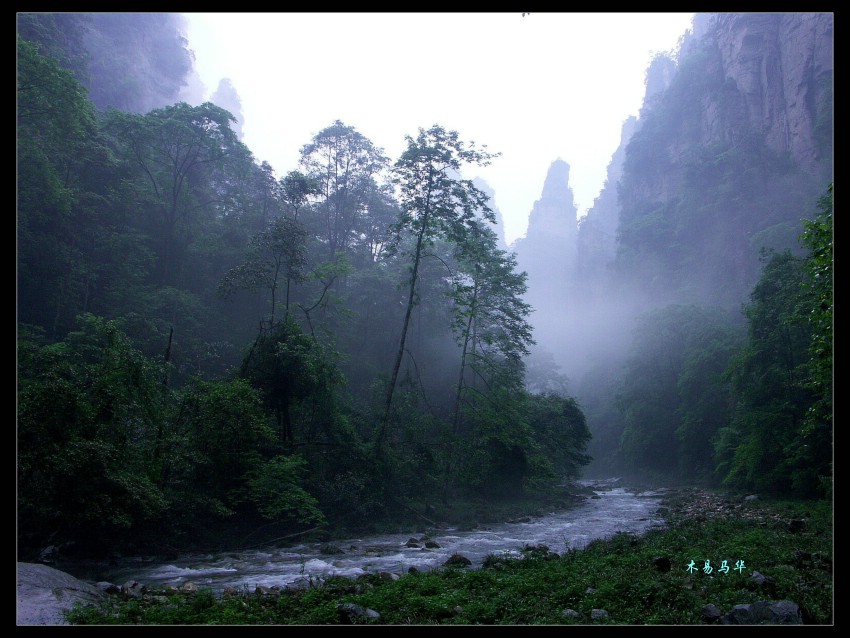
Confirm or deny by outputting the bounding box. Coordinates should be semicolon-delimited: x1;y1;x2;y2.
64;479;669;594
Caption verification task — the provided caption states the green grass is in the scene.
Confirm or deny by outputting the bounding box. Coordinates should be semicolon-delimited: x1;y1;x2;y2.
65;496;832;625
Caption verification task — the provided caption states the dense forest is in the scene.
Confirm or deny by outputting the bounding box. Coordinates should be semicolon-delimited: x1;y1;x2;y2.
17;13;832;561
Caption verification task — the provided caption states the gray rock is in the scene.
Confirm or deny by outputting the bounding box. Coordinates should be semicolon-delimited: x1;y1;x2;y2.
337;603;381;623
750;570;777;595
719;600;803;625
377;571;399;581
722;603;758;624
17;562;107;626
702;603;723;623
122;580;146;598
591;608;610;620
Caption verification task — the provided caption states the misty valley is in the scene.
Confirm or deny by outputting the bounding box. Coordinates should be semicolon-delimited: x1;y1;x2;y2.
17;12;832;625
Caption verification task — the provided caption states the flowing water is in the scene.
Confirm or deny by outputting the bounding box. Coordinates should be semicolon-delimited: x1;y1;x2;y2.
69;479;669;594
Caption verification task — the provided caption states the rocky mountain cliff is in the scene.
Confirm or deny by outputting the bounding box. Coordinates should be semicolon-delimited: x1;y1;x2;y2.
515;12;832;385
17;13;198;115
615;12;831;308
707;13;833;175
511;159;578;313
574;116;638;295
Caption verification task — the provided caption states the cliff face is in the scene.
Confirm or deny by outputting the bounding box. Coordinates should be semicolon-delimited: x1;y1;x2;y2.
605;12;833;309
512;159;578;304
618;12;834;203
574;118;637;290
17;13;196;115
574;52;674;295
712;13;833;175
521;159;578;247
525;12;833;383
510;159;578;354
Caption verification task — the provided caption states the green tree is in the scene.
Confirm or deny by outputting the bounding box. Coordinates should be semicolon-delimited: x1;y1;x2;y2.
219;216;308;326
716;250;817;495
378;125;499;446
799;183;833;435
292;123;392;345
298;120;390;262
18;315;169;554
525;393;592;482
238;317;343;448
17;35;118;338
102;102;251;287
279;170;320;220
161;378;276;534
717;184;833;497
617;304;742;481
245;455;325;527
674;316;744;482
454;369;543;498
617;307;693;477
449;219;533;434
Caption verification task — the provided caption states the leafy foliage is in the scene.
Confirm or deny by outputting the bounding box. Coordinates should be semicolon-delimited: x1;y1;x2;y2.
616;305;743;482
378;124;499;445
219;216;308;325
526;393;592;481
245;455;326;526
18;315;169;552
798;183;833;438
716;183;833;498
238;317;343;448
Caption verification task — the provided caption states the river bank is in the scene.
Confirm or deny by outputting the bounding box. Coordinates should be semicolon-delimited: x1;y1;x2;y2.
64;489;833;625
25;485;833;624
57;479;663;595
71;488;832;624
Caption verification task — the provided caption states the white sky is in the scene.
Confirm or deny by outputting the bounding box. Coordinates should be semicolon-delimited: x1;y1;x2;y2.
182;12;695;245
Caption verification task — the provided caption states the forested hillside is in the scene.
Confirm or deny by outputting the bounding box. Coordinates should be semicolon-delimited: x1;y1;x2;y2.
17;21;591;558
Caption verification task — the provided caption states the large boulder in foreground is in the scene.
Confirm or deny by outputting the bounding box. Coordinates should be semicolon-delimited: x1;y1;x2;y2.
17;562;107;625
